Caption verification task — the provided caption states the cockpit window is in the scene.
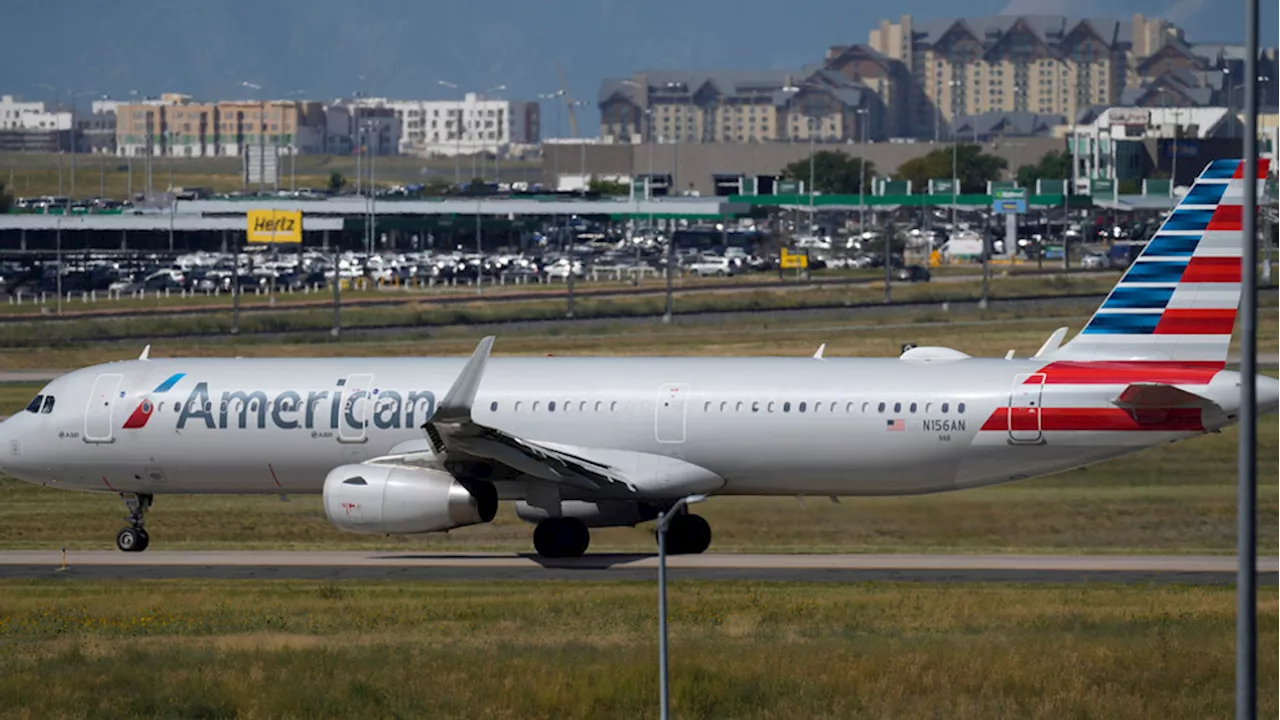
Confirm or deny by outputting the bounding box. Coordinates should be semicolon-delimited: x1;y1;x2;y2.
40;396;55;414
25;395;43;414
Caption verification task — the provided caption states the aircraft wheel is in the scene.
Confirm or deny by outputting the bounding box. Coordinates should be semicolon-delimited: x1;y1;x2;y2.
116;527;145;553
664;513;711;555
533;517;590;558
135;528;150;552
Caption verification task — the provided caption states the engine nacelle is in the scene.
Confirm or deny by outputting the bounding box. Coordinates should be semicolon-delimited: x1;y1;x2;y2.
323;464;497;534
515;500;659;528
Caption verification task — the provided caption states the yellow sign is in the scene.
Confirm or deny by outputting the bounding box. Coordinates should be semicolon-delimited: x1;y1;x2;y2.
780;248;808;269
246;210;303;244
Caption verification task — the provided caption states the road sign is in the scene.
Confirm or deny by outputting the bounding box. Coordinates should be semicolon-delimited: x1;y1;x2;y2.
994;187;1028;200
928;178;958;195
246;209;303;244
992;198;1026;214
780;248;808;269
776;179;802;195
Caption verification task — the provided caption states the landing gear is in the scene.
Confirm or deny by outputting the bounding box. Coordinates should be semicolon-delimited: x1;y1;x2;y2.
533;517;590;558
662;513;711;555
116;493;153;553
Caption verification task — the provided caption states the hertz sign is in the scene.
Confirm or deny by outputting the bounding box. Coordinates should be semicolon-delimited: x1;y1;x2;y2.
246;210;303;244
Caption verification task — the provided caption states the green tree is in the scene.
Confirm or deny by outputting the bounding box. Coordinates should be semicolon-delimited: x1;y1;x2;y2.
893;144;1008;194
0;179;11;213
587;175;630;195
327;172;346;193
781;151;876;195
1014;149;1072;189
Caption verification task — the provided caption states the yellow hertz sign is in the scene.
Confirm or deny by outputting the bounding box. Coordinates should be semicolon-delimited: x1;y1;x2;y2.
246;210;303;244
780;248;808;269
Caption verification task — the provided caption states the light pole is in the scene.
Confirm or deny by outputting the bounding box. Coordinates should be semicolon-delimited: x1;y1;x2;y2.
240;81;264;194
571;99;589;190
486;85;507;184
539;90;565;189
439;80;463;186
655;494;707;720
281;89;306;193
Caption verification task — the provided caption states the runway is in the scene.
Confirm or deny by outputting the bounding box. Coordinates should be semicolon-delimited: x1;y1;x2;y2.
2;551;1276;583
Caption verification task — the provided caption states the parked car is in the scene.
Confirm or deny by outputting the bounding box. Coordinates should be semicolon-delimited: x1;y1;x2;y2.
894;265;931;283
1080;252;1107;270
686;255;734;277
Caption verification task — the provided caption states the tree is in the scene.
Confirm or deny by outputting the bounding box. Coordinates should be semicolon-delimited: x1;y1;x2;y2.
1014;150;1072;190
0;179;11;214
781;150;876;195
587;175;630;196
327;171;346;193
893;144;1007;194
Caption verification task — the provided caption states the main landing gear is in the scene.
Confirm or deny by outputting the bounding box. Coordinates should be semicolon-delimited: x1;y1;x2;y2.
531;511;713;559
533;517;590;559
116;493;152;553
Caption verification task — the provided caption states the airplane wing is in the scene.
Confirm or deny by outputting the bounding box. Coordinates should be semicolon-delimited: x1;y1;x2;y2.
415;336;635;494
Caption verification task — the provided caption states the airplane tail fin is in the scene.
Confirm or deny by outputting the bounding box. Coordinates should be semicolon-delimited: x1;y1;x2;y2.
1054;158;1271;362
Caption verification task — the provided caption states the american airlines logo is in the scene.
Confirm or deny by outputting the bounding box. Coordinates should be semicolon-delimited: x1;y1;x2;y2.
123;376;439;432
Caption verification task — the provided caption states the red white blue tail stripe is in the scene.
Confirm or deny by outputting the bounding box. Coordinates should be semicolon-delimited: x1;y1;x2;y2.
1056;158;1271;362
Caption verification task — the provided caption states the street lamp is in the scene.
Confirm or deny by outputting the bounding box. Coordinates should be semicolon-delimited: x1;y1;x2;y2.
281;89;306;193
439;80;464;186
485;85;507;184
655;494;707;720
240;81;265;194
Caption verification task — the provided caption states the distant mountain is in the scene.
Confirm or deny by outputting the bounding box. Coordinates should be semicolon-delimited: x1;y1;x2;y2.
3;0;1274;135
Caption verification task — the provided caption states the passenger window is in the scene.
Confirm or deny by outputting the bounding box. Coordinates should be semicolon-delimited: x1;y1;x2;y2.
829;402;837;413
720;401;727;412
41;396;55;414
490;401;498;412
610;401;617;412
548;401;556;412
893;402;902;413
958;402;966;414
533;401;541;412
751;401;760;413
909;402;917;413
926;403;933;412
594;401;602;412
735;401;743;412
579;401;586;412
783;402;791;413
845;402;854;413
861;402;869;413
877;402;886;413
25;395;43;413
515;401;523;412
798;402;806;413
704;402;711;412
941;402;949;413
767;401;775;413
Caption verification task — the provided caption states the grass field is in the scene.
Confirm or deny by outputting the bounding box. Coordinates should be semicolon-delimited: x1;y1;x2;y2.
0;580;1274;718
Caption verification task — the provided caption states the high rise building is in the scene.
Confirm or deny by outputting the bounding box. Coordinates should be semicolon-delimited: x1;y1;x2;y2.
354;94;540;157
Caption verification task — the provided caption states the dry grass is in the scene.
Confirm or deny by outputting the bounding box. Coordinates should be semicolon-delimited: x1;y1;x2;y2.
0;580;1274;718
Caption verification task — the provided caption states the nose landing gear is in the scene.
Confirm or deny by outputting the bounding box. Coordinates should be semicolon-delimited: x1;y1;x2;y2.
116;493;152;552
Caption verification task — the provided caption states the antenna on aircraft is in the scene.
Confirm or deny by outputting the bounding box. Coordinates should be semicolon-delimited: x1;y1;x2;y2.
138;345;151;360
812;344;826;360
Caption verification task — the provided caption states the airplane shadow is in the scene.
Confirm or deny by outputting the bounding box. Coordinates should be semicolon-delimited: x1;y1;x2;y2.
371;552;655;569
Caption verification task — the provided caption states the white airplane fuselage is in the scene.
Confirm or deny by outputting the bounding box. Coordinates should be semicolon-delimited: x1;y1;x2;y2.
2;355;1266;499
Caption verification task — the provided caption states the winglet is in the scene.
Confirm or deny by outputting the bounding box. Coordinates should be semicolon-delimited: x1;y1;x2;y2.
435;336;495;424
139;344;151;360
1033;327;1069;358
813;343;826;360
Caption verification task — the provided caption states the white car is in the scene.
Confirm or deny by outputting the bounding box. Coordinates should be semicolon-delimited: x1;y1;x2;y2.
686;255;733;277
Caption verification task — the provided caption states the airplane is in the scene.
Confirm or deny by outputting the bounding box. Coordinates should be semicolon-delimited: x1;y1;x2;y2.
1;159;1276;558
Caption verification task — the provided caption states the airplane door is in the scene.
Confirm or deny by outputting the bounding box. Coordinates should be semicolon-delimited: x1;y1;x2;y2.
337;373;374;444
84;373;123;444
655;383;690;443
1008;373;1046;444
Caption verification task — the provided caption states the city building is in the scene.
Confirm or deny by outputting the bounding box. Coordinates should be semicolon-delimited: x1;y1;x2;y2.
353;94;539;157
114;94;324;158
597;68;880;145
0;94;71;152
82;99;119;154
324;101;400;157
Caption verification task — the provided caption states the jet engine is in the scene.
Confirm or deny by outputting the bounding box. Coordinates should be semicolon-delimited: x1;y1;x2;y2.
323;464;497;534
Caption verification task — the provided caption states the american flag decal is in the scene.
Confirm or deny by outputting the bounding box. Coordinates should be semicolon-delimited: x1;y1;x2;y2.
886;419;905;432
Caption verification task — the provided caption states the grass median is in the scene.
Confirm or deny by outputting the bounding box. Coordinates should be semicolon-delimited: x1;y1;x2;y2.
0;580;1274;718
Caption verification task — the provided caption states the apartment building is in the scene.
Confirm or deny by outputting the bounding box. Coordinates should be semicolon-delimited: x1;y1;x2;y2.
115;94;324;158
324;102;400;156
355;94;540;156
597;68;879;145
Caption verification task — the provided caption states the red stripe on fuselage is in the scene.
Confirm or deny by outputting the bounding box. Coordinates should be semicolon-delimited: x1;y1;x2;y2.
121;400;154;429
981;407;1204;432
1180;256;1241;283
1153;309;1237;335
1030;361;1224;385
1232;159;1271;178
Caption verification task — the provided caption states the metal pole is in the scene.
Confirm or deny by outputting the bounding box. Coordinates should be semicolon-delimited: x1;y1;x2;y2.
1236;0;1259;713
55;218;62;316
332;240;342;339
69;95;76;200
980;230;990;309
664;219;674;322
475;198;483;295
657;508;671;720
370;129;377;254
808;116;815;234
883;221;892;304
566;222;576;318
258;96;265;195
232;237;240;335
99;156;104;199
127;153;132;200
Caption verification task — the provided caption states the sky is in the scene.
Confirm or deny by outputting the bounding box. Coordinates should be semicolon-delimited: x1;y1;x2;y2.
3;0;1276;135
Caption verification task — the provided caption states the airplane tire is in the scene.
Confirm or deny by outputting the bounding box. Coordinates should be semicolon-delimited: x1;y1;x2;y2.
533;518;590;559
135;529;150;552
116;527;145;553
664;514;711;555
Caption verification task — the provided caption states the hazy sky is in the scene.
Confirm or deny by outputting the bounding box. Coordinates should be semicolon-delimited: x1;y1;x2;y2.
3;0;1275;134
